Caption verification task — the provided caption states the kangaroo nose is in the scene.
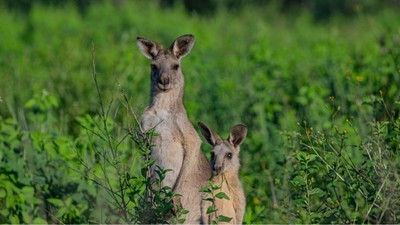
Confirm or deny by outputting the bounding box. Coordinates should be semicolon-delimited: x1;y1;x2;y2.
213;166;222;175
159;77;170;86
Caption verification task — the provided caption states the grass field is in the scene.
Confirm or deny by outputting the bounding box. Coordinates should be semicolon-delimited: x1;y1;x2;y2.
0;1;399;223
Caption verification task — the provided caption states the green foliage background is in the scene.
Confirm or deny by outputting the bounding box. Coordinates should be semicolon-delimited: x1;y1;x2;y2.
0;0;399;223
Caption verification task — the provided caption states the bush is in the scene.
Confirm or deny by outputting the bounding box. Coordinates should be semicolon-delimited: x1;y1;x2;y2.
286;96;400;223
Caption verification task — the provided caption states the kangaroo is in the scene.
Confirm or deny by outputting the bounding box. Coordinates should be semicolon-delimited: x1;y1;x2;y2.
198;122;247;224
136;34;211;223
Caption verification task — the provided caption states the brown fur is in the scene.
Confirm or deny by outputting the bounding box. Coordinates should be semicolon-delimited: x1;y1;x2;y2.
137;34;210;223
198;122;247;224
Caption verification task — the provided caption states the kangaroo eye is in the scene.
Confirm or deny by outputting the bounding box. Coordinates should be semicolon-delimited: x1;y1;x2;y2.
151;64;158;70
172;64;179;70
226;153;233;159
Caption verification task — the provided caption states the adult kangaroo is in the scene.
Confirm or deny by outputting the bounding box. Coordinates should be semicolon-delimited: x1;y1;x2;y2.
136;34;210;223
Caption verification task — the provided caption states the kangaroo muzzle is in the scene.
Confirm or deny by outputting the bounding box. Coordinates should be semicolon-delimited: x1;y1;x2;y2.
157;73;170;90
213;165;222;175
159;76;170;86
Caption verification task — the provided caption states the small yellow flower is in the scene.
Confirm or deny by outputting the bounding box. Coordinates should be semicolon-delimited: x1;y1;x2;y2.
355;75;364;82
253;197;261;205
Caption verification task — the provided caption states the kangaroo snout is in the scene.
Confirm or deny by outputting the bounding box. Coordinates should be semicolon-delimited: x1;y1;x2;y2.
213;165;222;175
159;76;170;86
157;76;170;90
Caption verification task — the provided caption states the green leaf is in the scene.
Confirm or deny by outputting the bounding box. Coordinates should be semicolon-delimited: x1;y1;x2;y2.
0;209;8;217
206;206;218;214
218;215;233;222
22;186;34;197
203;197;214;202
215;191;230;200
33;217;48;224
24;99;37;108
309;188;325;197
147;159;155;166
22;211;31;223
291;175;306;187
0;189;6;198
308;154;317;162
47;198;64;207
6;194;14;207
180;209;189;215
209;182;221;190
141;168;148;177
200;186;211;193
10;215;19;224
164;168;173;173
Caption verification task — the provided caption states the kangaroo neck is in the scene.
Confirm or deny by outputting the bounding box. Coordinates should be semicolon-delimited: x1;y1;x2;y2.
149;87;184;112
212;171;239;185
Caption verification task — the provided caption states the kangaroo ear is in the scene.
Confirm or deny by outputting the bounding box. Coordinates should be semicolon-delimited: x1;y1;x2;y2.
136;37;162;59
198;122;221;146
170;34;195;60
228;124;248;148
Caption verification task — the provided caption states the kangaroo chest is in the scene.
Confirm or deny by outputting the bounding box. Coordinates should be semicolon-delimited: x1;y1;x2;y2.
142;106;200;149
210;174;246;224
142;108;185;141
141;106;201;188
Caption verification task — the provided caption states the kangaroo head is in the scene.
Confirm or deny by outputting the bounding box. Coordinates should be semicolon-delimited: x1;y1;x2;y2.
136;34;195;93
198;122;248;177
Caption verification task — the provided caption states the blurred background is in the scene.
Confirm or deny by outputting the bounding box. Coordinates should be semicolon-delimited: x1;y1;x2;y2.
0;0;399;224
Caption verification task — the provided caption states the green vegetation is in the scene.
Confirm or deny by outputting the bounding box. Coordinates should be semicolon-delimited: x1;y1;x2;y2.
1;1;399;223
